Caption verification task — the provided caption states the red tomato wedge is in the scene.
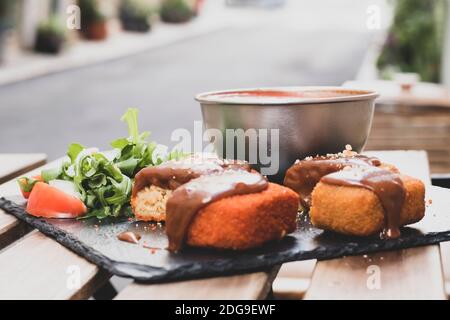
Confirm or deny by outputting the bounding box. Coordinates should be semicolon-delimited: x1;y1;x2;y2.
26;182;87;218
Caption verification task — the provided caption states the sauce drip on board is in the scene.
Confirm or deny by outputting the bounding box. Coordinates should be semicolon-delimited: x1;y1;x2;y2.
321;167;406;239
117;231;141;244
165;170;268;251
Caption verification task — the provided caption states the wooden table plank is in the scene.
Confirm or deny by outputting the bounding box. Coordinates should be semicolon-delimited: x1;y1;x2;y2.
304;150;447;300
305;246;445;300
0;156;111;299
441;247;450;295
0;157;60;249
272;260;316;300
0;212;31;250
0;154;46;184
116;268;279;300
0;154;47;249
0;230;109;300
431;186;450;297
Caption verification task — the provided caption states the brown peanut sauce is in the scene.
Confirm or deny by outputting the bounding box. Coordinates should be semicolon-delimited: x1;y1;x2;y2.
132;155;251;197
117;231;141;244
165;170;268;252
284;155;381;207
322;167;405;239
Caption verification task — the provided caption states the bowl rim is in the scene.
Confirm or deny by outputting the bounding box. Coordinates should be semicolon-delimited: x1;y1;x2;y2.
195;86;379;105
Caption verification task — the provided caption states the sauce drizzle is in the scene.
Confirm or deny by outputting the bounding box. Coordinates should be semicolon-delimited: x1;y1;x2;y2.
165;170;268;251
322;167;405;238
132;156;250;197
284;155;381;207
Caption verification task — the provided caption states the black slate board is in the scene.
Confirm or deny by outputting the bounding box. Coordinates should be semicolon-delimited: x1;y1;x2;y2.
1;186;450;283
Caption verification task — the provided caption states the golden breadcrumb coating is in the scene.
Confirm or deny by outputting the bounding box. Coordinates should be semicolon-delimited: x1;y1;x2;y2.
310;175;425;236
186;183;299;250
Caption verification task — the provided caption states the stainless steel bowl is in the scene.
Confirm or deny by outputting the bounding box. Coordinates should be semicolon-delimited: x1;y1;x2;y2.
196;86;378;182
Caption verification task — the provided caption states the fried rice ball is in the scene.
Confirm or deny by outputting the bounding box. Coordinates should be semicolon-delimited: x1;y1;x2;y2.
131;185;172;222
185;183;299;250
309;175;425;237
131;156;252;222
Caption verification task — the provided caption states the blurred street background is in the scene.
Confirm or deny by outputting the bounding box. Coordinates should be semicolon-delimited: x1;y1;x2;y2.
0;0;392;155
0;0;450;174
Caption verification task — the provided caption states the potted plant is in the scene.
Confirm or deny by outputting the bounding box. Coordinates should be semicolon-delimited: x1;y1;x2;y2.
78;0;108;40
377;0;447;83
34;16;66;54
0;0;16;63
160;0;193;24
119;0;152;32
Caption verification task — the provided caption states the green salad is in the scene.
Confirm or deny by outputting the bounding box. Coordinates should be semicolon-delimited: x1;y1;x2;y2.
28;108;185;219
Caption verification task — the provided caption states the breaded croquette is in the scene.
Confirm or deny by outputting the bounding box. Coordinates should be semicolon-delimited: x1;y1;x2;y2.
310;174;425;237
131;185;172;222
284;146;426;239
186;183;299;250
131;155;250;221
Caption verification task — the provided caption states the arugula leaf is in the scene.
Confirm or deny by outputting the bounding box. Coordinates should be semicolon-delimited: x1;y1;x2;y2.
110;138;129;150
121;107;141;144
111;108;158;177
68;143;85;162
115;157;139;176
41;166;62;182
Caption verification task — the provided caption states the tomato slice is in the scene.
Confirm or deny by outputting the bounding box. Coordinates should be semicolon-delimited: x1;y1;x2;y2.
26;182;87;218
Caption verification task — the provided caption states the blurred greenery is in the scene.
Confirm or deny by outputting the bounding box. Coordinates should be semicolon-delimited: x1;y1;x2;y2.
120;0;153;32
78;0;106;26
121;0;154;20
160;0;193;23
35;16;66;54
37;16;67;38
377;0;447;83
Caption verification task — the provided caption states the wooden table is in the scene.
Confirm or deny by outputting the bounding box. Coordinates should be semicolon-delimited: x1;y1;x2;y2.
0;151;448;300
0;154;46;185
